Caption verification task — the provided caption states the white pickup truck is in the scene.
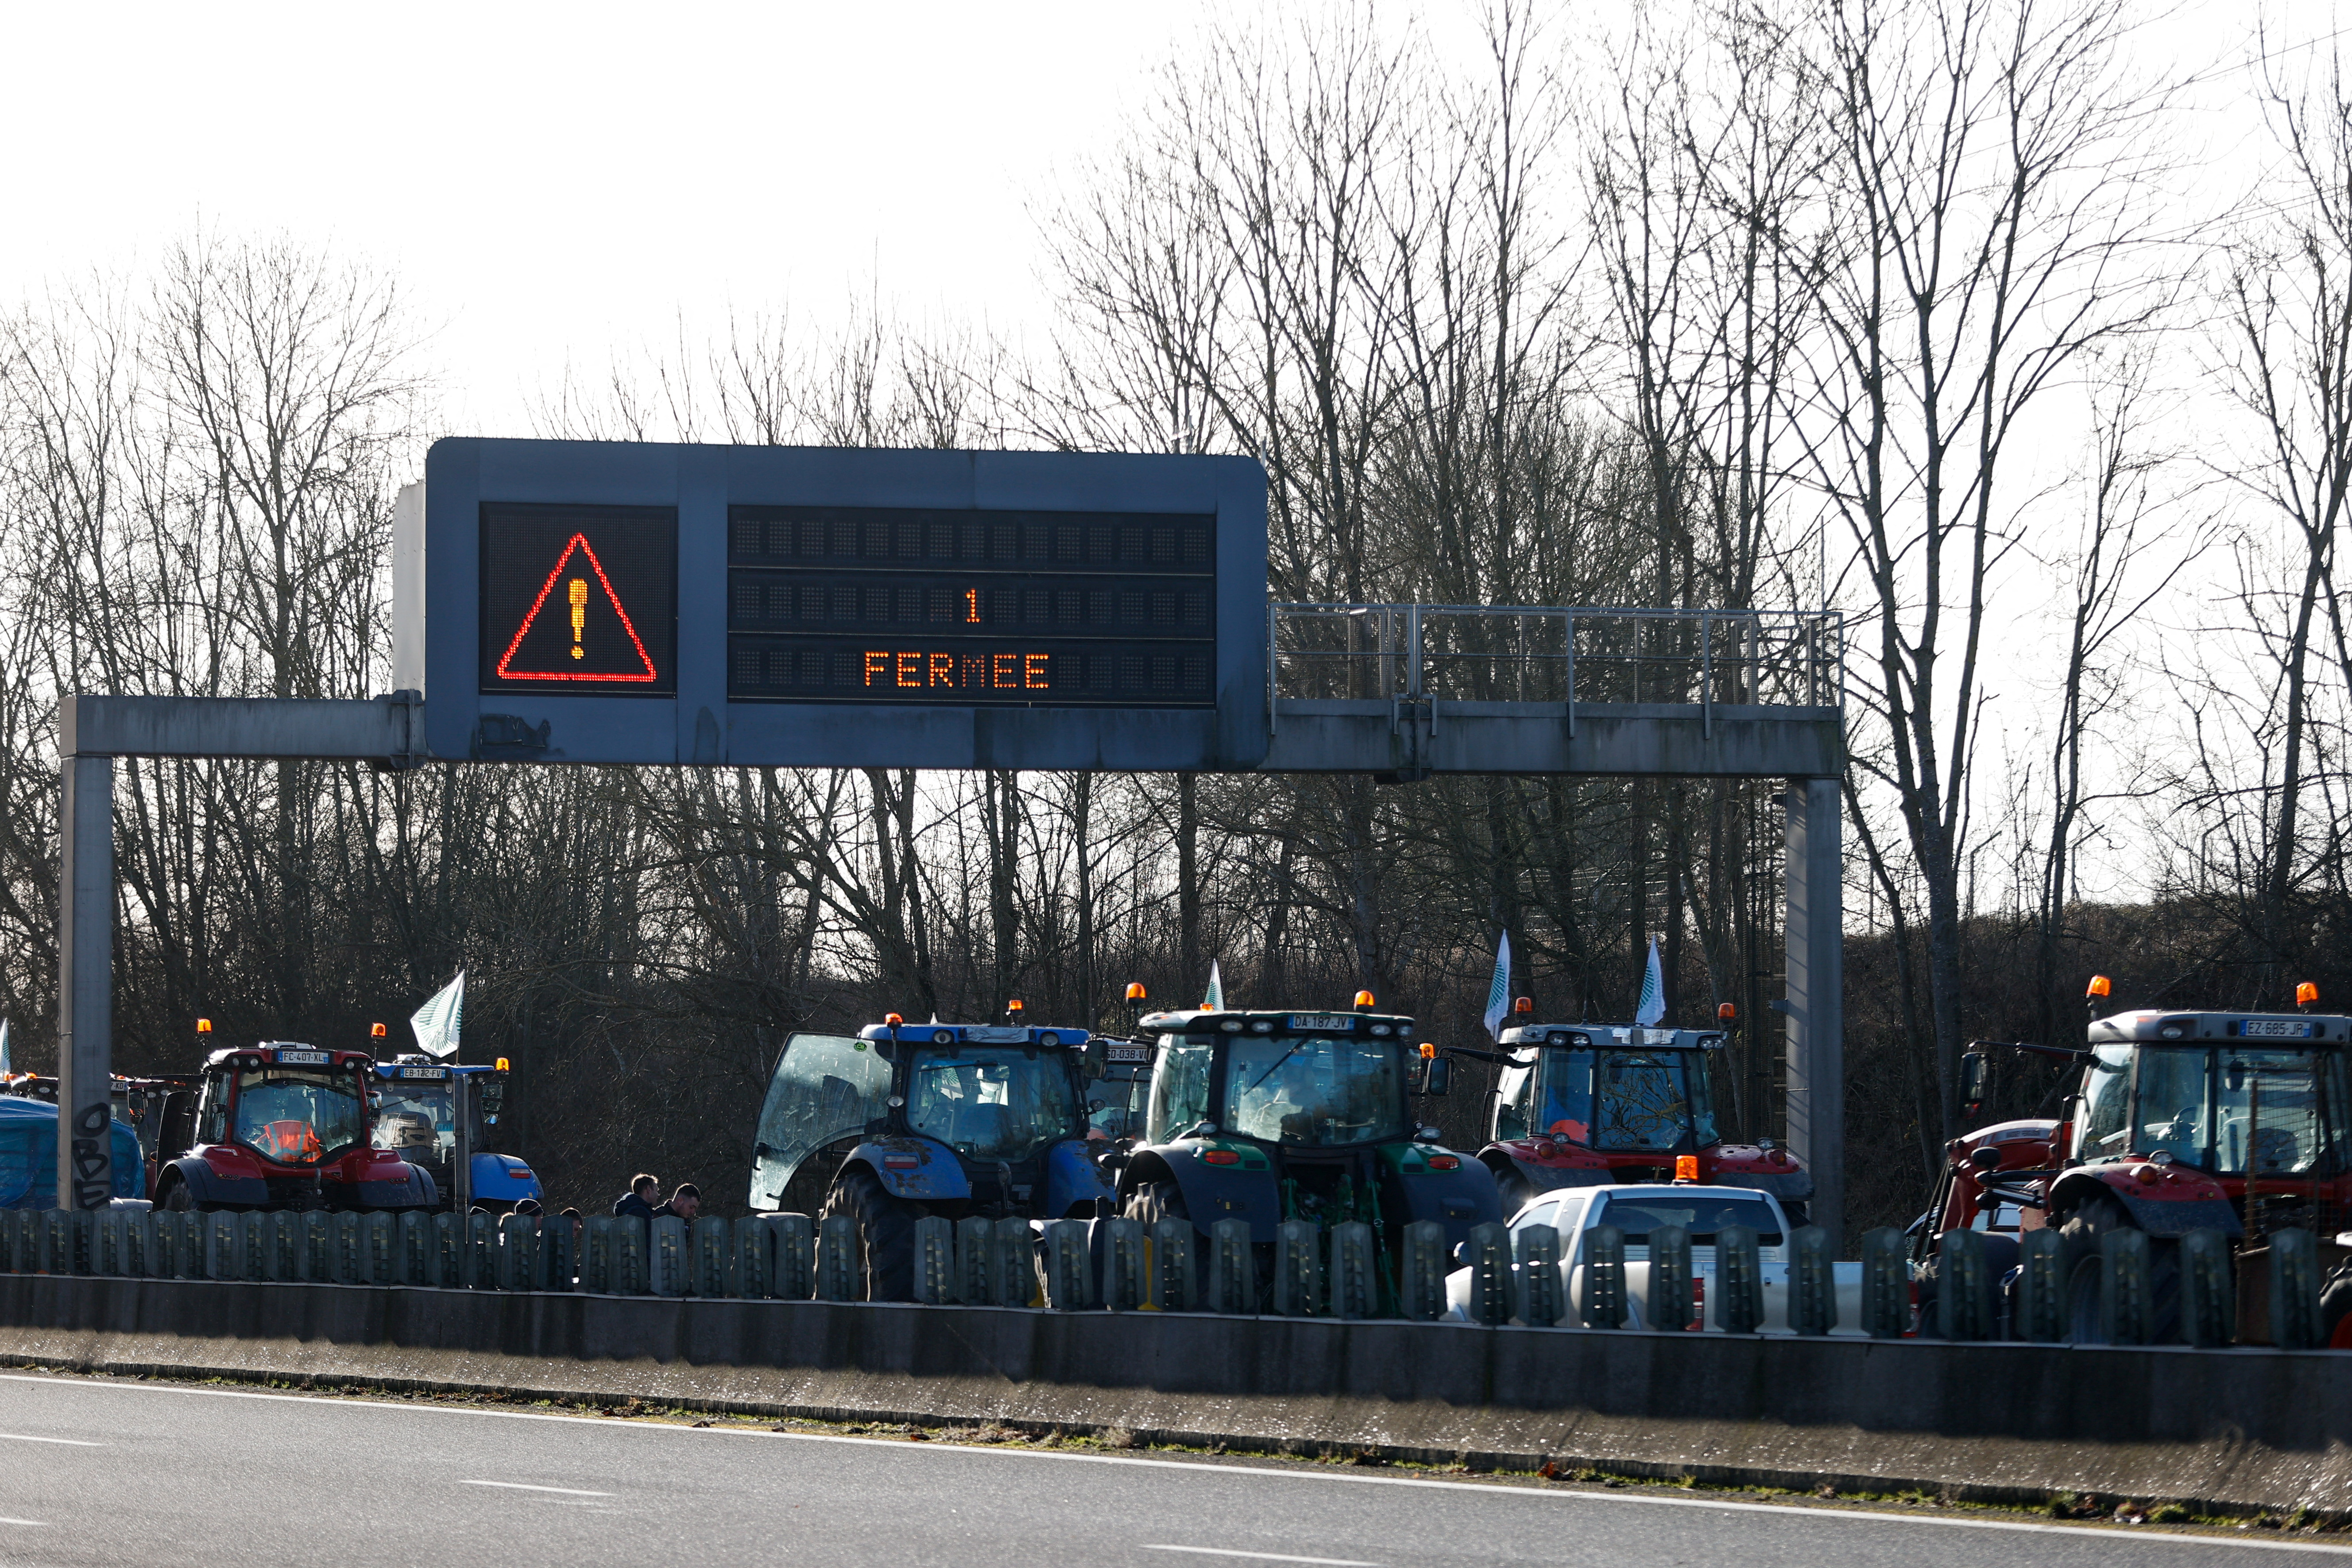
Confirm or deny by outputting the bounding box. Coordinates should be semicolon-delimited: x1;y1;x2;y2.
1443;1181;1865;1332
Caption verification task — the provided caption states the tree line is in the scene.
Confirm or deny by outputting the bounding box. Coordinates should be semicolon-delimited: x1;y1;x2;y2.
1;0;2347;1233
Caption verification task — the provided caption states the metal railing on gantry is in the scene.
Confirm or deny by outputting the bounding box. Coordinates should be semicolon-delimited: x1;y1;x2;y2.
1268;605;1842;733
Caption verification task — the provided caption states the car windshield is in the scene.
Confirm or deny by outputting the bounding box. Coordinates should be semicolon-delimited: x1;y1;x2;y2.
1592;1050;1719;1152
905;1046;1080;1160
372;1080;456;1161
233;1068;364;1166
1594;1194;1783;1246
1222;1034;1408;1148
2126;1045;2349;1177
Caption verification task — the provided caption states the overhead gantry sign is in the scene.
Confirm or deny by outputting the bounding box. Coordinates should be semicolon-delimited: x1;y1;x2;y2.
55;437;1846;1239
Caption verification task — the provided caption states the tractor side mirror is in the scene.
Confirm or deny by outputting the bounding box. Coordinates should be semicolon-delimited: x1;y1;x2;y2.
1959;1051;1987;1117
1968;1145;2000;1172
1419;1057;1453;1096
1079;1041;1107;1080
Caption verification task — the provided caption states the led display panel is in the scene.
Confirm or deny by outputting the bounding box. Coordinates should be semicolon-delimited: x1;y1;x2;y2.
479;503;677;696
725;506;1216;707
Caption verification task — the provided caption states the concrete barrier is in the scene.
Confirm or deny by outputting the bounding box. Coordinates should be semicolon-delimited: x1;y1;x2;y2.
0;1272;2346;1520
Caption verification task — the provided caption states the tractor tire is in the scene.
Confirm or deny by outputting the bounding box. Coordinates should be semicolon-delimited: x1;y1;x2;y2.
823;1165;924;1303
2059;1191;2180;1343
1122;1179;1188;1225
2321;1262;2352;1350
1489;1162;1534;1217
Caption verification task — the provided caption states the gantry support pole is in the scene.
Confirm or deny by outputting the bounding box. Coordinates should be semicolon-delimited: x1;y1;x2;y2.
57;755;114;1209
1783;776;1844;1249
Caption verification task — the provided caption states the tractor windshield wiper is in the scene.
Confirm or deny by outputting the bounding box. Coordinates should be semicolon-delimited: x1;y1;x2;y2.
1242;1039;1309;1094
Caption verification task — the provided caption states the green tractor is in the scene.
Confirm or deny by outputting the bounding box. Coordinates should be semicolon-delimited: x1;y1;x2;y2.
1114;992;1503;1309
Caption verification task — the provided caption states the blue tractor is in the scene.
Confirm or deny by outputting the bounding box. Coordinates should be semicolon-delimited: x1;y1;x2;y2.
747;1011;1118;1299
368;1055;542;1213
1114;994;1504;1311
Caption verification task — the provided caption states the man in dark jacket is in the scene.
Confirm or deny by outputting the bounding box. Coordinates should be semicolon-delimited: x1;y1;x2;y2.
612;1173;659;1220
653;1182;700;1223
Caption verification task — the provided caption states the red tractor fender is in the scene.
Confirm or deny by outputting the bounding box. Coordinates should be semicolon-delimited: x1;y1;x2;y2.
2047;1162;2245;1239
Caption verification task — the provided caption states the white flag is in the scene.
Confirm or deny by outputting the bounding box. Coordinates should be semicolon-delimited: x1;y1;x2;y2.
410;970;466;1061
0;1018;11;1076
1482;932;1513;1041
1636;937;1666;1027
1202;960;1224;1012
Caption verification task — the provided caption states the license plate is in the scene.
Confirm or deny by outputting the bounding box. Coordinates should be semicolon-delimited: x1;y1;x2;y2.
275;1049;328;1065
399;1067;448;1080
1288;1014;1352;1032
1104;1044;1150;1064
2240;1019;2313;1039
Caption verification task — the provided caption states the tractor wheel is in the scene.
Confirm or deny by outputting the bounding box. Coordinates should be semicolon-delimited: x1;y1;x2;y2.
1122;1179;1190;1228
2321;1263;2352;1350
2059;1191;2180;1343
1489;1162;1533;1217
823;1165;924;1303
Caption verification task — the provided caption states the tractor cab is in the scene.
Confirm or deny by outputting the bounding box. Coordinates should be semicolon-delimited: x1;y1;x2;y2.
151;1043;437;1214
1114;997;1503;1309
747;1012;1115;1297
368;1056;539;1213
1957;1002;2352;1247
1466;1020;1811;1218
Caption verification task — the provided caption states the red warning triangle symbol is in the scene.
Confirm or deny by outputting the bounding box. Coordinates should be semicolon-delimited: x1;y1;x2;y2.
495;533;659;682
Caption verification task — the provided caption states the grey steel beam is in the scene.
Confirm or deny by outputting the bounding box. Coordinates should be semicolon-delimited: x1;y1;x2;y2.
57;756;113;1210
1264;702;1843;777
1783;777;1845;1249
60;693;424;763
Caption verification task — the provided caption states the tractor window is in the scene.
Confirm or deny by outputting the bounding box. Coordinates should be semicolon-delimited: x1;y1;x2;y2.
2213;1049;2342;1177
905;1046;1080;1161
1146;1038;1214;1142
231;1069;364;1166
1221;1034;1408;1148
750;1034;895;1208
197;1079;231;1147
2076;1044;2132;1161
1495;1063;1535;1141
1537;1049;1596;1142
372;1081;455;1162
2130;1047;2212;1168
1592;1051;1716;1152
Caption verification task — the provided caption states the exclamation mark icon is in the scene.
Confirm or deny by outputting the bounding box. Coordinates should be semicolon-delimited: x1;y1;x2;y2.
569;577;587;659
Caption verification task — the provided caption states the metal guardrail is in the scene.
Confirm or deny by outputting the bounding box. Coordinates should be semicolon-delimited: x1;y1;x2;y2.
4;1206;2333;1348
1268;606;1842;735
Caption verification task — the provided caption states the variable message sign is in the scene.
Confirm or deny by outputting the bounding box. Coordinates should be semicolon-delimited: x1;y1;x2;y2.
403;440;1267;769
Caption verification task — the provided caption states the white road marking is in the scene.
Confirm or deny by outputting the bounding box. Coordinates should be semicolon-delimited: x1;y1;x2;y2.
0;1518;46;1527
456;1480;613;1498
2;1372;2344;1555
0;1433;99;1446
1144;1547;1384;1566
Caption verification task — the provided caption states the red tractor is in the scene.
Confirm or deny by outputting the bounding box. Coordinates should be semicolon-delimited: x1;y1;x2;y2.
1450;1003;1813;1220
149;1039;438;1214
1930;979;2352;1343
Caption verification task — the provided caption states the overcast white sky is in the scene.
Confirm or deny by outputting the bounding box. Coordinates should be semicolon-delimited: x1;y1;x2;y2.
0;1;1242;430
0;0;2307;433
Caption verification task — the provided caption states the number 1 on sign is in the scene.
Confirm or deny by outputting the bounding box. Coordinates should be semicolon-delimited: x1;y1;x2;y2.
965;588;980;623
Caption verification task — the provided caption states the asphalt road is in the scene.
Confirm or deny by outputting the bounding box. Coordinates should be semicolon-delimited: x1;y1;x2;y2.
0;1371;2337;1567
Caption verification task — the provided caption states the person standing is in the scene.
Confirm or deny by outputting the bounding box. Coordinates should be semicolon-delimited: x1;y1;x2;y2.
653;1182;699;1223
613;1173;659;1221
